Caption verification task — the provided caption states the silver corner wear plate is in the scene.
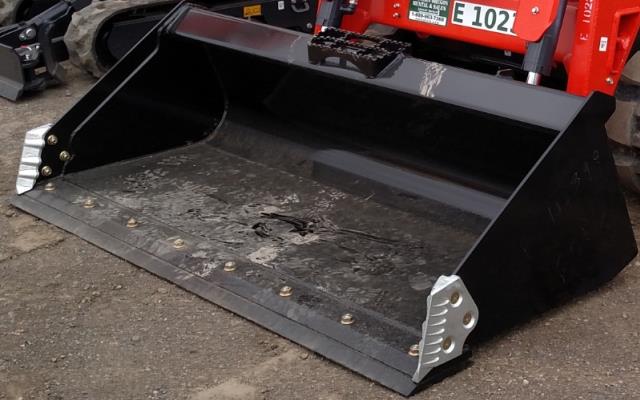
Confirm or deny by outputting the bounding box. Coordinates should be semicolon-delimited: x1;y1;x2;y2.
413;275;479;383
16;124;52;195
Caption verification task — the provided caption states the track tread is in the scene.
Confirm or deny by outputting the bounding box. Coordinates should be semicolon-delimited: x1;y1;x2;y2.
0;0;21;25
609;51;640;192
63;0;166;78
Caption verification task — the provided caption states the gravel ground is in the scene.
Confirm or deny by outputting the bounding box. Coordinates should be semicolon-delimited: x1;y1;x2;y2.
1;65;639;400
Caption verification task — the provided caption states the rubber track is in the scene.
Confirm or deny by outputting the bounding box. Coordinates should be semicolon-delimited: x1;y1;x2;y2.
0;0;21;25
608;52;640;192
63;0;169;78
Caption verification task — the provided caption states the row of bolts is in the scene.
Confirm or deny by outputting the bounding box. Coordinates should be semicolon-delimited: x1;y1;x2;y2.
42;180;471;359
39;134;69;177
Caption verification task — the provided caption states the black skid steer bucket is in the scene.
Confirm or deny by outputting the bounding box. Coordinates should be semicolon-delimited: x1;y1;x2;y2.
12;5;637;395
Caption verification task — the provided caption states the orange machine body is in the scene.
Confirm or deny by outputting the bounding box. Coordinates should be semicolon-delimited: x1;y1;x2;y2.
319;0;640;96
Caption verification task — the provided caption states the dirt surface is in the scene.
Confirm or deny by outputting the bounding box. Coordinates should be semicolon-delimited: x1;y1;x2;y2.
1;65;640;400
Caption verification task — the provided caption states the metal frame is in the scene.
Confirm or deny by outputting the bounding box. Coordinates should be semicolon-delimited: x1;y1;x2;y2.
0;0;82;100
0;0;317;100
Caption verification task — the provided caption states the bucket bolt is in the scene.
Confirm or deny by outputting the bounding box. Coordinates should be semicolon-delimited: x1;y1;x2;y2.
59;151;71;161
126;217;139;228
41;166;52;176
442;336;453;351
463;312;474;326
44;182;55;191
46;135;58;145
279;285;293;297
83;198;95;208
223;261;237;272
340;313;354;325
408;344;420;357
450;291;460;305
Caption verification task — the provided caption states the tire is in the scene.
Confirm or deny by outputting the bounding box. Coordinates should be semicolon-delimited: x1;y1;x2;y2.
607;52;640;192
0;0;21;25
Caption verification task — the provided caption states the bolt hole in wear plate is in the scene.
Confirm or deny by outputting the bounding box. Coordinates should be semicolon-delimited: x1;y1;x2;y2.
13;7;637;396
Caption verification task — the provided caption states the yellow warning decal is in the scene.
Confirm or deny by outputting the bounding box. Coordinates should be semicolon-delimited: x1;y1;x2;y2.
243;4;262;17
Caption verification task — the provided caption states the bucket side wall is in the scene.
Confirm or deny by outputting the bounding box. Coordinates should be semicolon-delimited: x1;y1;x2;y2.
456;92;637;341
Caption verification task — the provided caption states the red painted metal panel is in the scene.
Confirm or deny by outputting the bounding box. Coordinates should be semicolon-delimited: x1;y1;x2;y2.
318;0;640;97
567;0;640;96
513;0;561;41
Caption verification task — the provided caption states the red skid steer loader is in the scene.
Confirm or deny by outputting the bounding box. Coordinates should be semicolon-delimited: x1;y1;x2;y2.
11;0;640;395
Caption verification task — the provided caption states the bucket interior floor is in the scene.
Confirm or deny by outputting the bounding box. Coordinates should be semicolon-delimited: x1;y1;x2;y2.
65;139;486;330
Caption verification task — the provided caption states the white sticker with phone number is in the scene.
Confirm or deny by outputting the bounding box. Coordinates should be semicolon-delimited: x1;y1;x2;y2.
451;1;516;36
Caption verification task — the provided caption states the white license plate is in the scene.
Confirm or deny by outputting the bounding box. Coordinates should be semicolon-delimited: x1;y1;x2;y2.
451;1;516;36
